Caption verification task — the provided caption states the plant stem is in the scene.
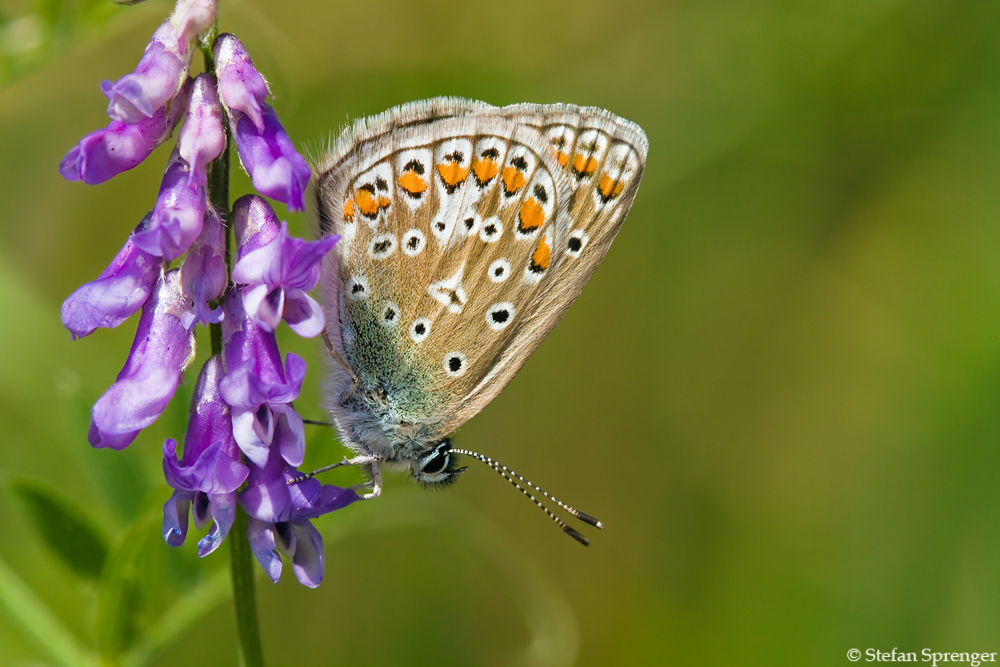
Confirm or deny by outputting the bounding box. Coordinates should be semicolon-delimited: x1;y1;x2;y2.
203;42;264;667
230;505;265;667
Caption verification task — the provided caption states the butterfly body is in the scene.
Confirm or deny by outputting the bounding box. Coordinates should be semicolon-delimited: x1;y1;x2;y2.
313;98;647;488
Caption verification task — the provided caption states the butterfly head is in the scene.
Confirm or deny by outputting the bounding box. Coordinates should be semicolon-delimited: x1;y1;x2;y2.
412;438;467;487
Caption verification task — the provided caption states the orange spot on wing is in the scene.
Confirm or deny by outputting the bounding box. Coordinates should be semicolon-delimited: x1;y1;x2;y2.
597;173;625;201
529;236;551;273
556;151;569;167
571;153;599;177
343;197;355;221
518;197;545;233
437;162;469;189
502;166;526;195
472;157;499;186
398;170;428;197
355;187;390;218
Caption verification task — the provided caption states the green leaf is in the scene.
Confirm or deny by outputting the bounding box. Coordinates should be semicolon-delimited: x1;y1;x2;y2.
0;555;98;667
95;508;160;661
8;477;108;580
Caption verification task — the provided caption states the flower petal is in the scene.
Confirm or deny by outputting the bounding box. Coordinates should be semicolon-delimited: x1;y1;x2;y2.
103;21;191;124
230;104;311;212
61;215;162;338
246;518;282;583
131;148;207;260
282;291;325;338
197;491;236;557
59;81;190;185
290;521;324;588
213;33;269;132
162;489;193;547
89;269;195;449
177;74;226;189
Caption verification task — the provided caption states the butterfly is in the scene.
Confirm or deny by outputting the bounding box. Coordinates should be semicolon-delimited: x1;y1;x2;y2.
303;97;647;545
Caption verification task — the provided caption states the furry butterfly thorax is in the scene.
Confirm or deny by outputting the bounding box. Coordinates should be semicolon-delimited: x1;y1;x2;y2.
302;97;647;544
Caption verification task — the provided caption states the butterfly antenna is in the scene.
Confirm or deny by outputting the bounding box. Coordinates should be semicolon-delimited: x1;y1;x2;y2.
449;447;603;546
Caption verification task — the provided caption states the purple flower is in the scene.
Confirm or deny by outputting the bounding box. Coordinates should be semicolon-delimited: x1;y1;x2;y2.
179;209;226;329
89;269;196;450
218;291;306;468
61;214;164;339
232;215;338;338
172;0;217;47
177;74;226;189
213;34;269;133
233;194;280;263
230;106;312;212
102;21;192;124
163;356;249;556
59;80;191;185
213;34;310;211
131;148;207;260
240;444;358;587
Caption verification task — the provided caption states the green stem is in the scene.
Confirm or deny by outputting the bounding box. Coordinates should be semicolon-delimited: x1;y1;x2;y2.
230;506;265;667
203;42;263;667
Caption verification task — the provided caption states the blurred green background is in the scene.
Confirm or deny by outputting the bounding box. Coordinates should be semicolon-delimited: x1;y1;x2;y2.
2;0;1000;665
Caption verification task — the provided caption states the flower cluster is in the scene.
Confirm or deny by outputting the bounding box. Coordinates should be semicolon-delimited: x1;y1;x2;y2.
59;0;353;587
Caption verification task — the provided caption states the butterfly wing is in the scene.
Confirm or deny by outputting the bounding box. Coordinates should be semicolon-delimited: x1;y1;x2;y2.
314;98;646;447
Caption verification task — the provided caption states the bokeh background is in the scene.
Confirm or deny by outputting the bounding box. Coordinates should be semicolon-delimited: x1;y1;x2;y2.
2;0;1000;665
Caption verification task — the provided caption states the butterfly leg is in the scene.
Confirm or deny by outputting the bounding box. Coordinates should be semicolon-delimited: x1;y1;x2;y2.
355;459;382;500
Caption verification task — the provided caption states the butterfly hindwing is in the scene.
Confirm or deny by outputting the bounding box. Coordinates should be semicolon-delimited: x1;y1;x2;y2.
314;98;646;445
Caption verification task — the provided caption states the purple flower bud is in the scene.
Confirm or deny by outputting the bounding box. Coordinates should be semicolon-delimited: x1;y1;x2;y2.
213;34;310;211
232;194;280;263
61;214;164;339
218;291;306;468
59;80;191;185
213;34;269;132
177;74;225;189
132;148;207;260
172;0;217;47
162;356;249;556
240;444;358;587
179;210;226;329
89;269;196;450
231;105;312;212
102;21;192;124
232;218;338;338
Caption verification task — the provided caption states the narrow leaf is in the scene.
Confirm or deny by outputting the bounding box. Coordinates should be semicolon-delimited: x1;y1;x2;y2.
0;554;97;667
8;477;108;580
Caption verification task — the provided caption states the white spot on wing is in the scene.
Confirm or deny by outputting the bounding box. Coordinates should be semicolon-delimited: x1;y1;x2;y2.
486;302;515;331
402;228;426;256
488;259;511;283
346;276;369;301
480;217;503;243
443;351;468;377
410;317;431;343
428;265;467;314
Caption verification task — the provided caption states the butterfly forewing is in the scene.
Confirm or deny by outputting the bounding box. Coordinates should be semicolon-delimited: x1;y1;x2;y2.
314;98;646;449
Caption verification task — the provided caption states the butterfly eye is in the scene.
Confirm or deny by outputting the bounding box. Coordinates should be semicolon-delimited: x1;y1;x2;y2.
444;352;467;377
419;448;449;475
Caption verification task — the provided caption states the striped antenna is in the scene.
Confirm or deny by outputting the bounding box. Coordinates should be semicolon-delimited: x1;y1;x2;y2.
449;447;603;547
